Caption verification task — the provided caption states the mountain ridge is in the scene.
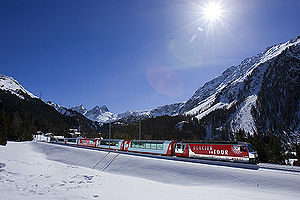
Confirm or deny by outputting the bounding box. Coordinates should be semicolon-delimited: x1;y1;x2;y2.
1;36;299;143
69;36;299;141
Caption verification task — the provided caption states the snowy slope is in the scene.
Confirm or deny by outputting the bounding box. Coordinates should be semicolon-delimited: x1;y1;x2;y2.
2;36;299;138
0;74;73;116
68;37;300;134
0;74;37;99
2;142;299;200
178;36;300;136
33;142;300;190
182;36;300;116
46;101;68;115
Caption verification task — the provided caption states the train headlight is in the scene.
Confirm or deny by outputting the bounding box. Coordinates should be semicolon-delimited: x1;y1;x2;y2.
249;152;255;158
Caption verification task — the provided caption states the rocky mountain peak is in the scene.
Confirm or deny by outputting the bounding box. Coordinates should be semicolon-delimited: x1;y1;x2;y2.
90;105;109;113
70;105;88;115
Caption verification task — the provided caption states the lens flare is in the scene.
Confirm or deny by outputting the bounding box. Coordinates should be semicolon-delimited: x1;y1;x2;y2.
147;66;185;98
203;2;223;21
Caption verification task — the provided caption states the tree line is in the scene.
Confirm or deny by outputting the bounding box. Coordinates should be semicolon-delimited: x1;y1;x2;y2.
98;115;299;165
1;89;299;165
0;90;100;145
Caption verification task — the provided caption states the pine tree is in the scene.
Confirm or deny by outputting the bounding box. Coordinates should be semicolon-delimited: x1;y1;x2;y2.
0;111;8;145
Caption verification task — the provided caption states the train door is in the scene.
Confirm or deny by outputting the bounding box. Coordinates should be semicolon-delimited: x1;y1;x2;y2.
166;141;177;156
123;140;131;151
175;142;185;156
172;142;177;156
95;139;101;147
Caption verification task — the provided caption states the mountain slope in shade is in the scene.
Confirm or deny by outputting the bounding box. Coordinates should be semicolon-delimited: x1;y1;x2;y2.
177;36;300;142
68;36;299;142
0;75;101;140
253;43;300;141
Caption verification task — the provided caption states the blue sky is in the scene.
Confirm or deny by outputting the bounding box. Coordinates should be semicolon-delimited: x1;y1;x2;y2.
1;0;300;113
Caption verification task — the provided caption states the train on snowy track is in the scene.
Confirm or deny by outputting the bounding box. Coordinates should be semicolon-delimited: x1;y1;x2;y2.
50;138;259;164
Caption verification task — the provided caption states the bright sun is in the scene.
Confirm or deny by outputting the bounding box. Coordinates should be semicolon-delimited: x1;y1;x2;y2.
203;2;222;21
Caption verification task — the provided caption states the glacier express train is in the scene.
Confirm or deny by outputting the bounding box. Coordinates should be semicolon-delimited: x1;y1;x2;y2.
50;138;258;164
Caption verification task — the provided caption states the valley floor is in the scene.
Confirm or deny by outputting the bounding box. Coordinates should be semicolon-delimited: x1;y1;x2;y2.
0;142;299;200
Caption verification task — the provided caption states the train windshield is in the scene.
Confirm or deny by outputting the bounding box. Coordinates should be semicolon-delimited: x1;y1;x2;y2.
247;144;255;152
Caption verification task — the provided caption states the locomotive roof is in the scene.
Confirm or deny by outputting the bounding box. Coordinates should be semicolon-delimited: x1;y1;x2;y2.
130;140;173;143
100;139;124;141
179;141;249;145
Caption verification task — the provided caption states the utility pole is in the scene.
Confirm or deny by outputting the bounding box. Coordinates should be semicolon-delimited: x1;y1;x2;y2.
139;120;141;140
109;122;111;152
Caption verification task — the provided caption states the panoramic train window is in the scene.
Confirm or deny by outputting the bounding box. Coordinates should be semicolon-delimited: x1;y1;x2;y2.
100;140;119;146
131;141;164;150
131;141;145;148
240;146;247;152
145;143;151;149
89;140;94;144
157;143;163;150
68;139;77;143
151;143;157;149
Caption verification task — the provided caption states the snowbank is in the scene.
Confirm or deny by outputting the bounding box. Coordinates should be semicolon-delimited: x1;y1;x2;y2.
0;142;299;200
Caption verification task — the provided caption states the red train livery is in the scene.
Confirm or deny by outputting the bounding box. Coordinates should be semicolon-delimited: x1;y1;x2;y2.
175;142;257;163
77;138;100;147
50;138;258;164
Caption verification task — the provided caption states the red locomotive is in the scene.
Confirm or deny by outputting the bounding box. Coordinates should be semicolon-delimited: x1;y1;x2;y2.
174;141;258;164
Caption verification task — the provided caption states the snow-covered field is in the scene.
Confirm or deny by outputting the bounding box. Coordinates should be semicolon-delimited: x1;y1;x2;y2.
1;142;300;200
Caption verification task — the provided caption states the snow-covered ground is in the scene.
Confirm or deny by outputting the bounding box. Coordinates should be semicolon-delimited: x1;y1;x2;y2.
1;142;300;200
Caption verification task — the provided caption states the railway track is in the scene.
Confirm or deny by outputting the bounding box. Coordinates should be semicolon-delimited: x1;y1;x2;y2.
38;141;300;173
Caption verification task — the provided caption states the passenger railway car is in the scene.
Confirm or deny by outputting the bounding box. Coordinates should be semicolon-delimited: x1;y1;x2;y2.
50;138;258;164
96;139;126;151
77;138;99;148
175;142;258;163
56;138;66;144
124;140;176;156
65;138;79;145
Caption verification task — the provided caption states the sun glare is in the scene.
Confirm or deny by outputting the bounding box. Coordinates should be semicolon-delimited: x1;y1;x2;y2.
203;2;222;21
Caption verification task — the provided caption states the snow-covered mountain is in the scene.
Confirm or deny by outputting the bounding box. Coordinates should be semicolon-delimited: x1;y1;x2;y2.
85;105;117;123
0;74;37;99
109;36;299;142
69;105;118;123
0;74;71;116
116;103;184;123
70;105;88;115
68;36;299;142
69;103;185;124
175;36;300;142
2;36;299;142
46;101;68;115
